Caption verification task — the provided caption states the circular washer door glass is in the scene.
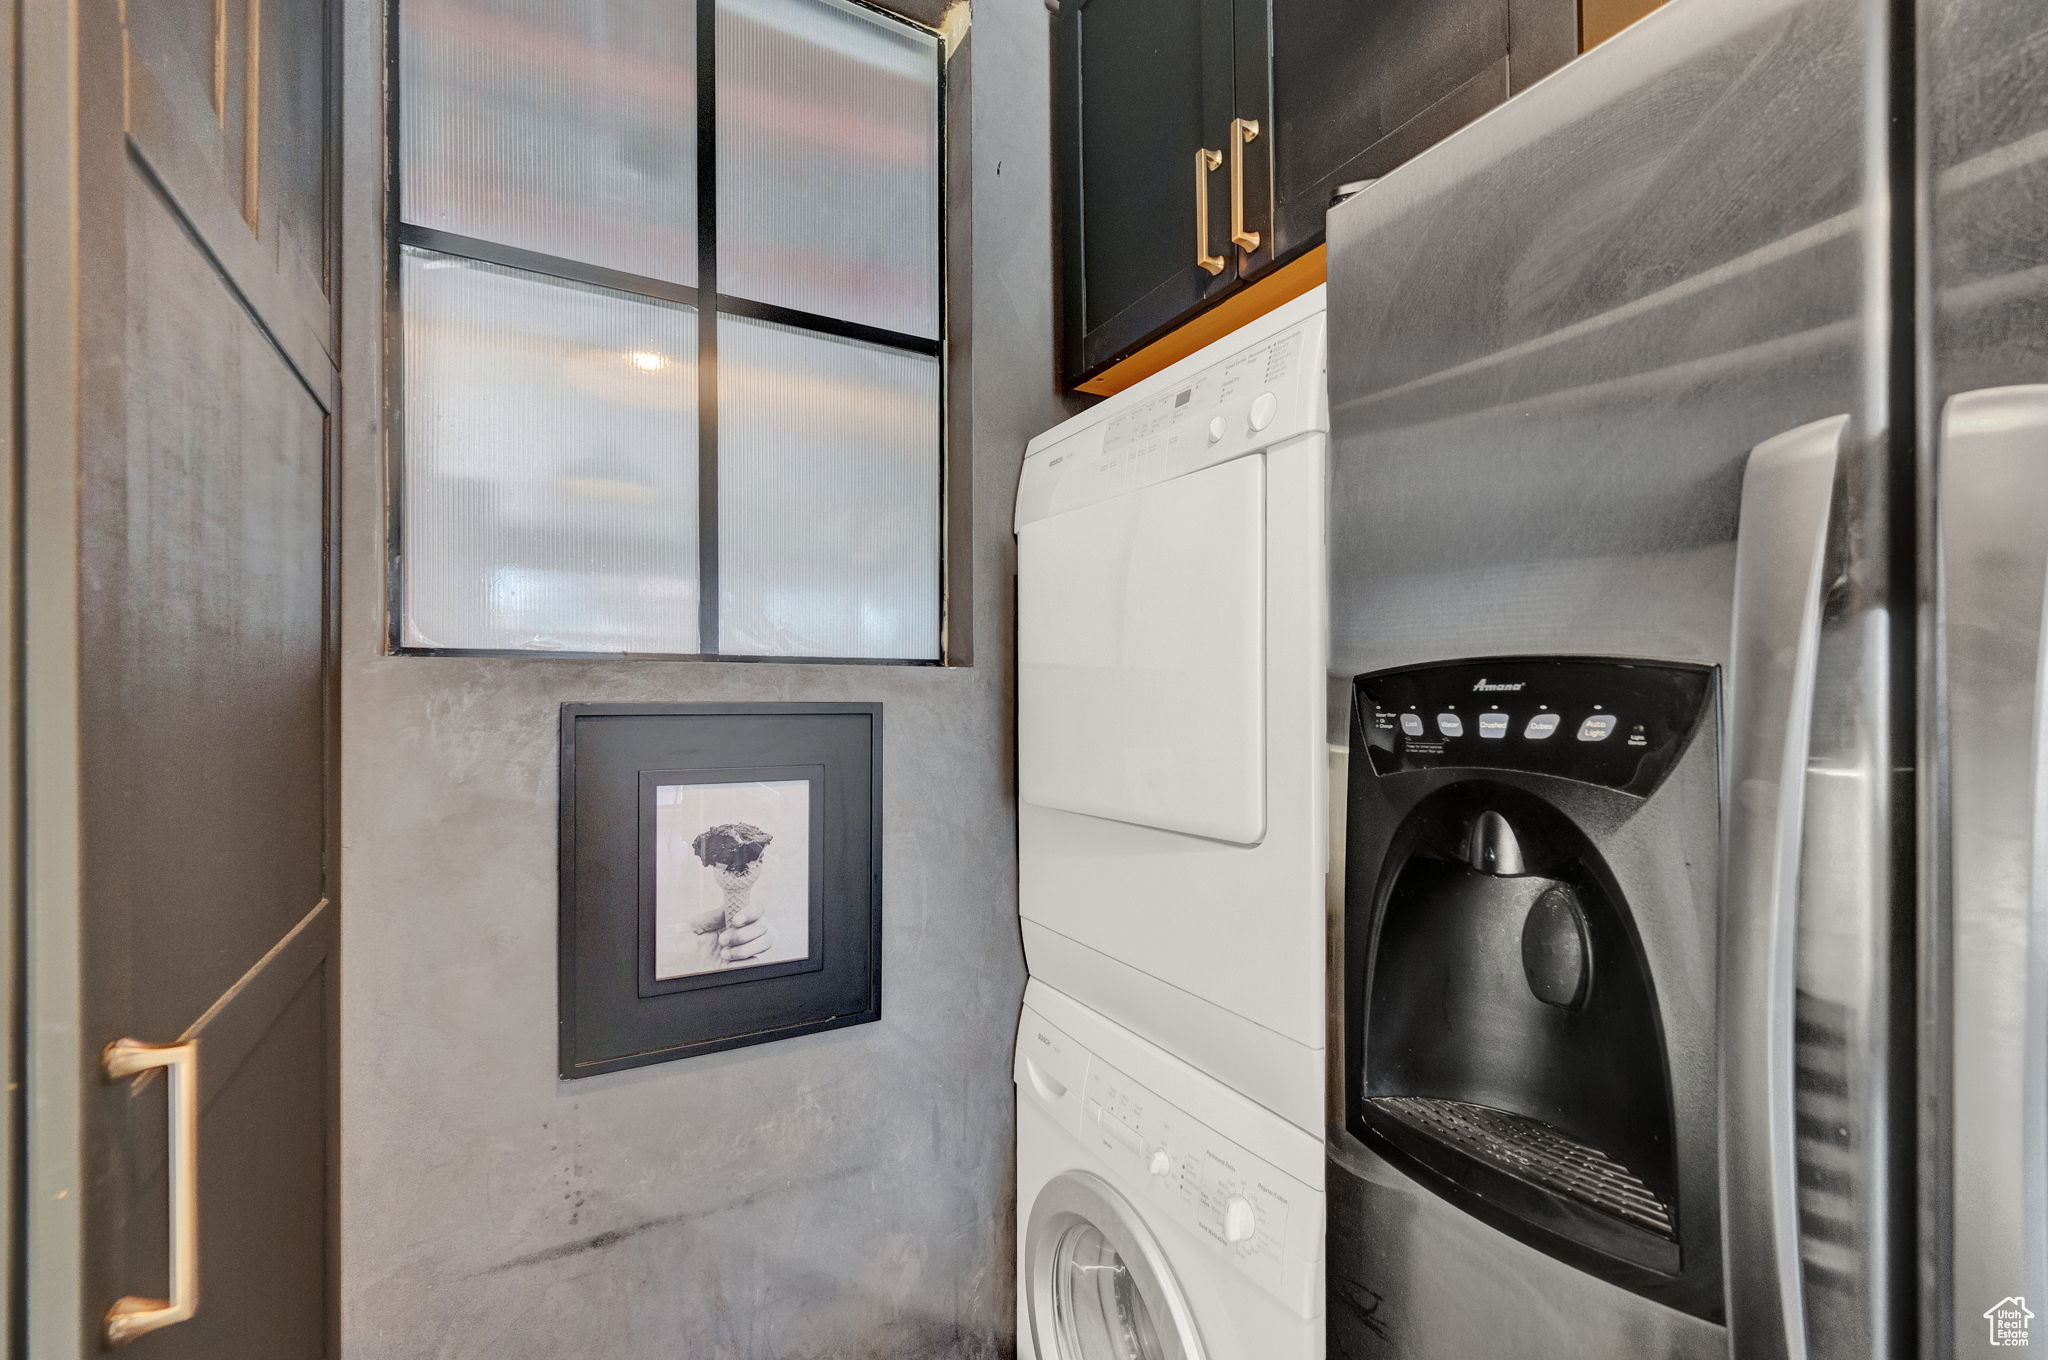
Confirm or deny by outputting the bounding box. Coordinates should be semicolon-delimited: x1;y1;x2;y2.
1050;1220;1175;1360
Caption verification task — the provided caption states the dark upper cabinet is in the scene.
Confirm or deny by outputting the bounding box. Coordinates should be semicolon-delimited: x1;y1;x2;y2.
1269;0;1578;259
1057;0;1251;380
1057;0;1578;389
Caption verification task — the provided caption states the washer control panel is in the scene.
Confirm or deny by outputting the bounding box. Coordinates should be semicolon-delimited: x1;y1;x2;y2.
1356;658;1715;797
1077;1057;1311;1306
1015;308;1326;528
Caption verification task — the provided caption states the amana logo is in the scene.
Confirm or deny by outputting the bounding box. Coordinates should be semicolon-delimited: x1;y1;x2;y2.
1472;678;1527;693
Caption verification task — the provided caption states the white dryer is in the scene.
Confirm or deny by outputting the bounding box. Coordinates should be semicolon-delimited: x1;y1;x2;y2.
1015;289;1329;1132
1016;979;1323;1360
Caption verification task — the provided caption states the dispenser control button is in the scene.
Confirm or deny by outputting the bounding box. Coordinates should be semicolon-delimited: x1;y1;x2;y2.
1207;416;1226;445
1399;714;1426;737
1223;1196;1258;1245
1436;713;1464;738
1249;392;1278;432
1577;714;1619;742
1524;713;1561;739
1478;712;1509;739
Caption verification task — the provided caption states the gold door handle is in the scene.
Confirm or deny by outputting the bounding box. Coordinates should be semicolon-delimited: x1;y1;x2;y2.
1195;147;1225;275
1230;118;1261;252
103;1039;200;1348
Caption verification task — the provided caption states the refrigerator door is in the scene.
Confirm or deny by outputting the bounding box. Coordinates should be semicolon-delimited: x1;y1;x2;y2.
1937;388;2048;1356
1924;0;2048;1351
1323;0;1906;1352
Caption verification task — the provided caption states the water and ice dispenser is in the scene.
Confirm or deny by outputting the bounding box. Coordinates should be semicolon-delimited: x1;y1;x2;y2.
1342;657;1724;1320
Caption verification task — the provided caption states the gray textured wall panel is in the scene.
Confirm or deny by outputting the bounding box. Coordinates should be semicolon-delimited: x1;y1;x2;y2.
336;1;1069;1354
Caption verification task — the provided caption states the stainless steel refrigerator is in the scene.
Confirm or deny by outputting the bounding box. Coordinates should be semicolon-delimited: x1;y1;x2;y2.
1321;0;2048;1355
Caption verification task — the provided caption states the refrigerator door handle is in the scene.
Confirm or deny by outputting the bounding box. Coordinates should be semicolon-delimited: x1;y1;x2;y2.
1939;386;2048;1345
1722;414;1846;1360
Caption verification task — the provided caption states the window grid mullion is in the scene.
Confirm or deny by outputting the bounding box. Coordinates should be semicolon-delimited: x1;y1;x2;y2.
696;0;721;656
394;224;702;310
394;225;938;361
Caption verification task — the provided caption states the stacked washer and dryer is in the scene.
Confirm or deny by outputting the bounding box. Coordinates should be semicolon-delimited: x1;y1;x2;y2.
1012;290;1330;1360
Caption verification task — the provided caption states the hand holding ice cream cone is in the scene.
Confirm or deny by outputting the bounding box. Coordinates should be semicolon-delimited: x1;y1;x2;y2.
692;823;776;966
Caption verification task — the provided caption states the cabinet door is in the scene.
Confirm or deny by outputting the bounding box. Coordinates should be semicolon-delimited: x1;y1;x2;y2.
1231;0;1276;278
1266;0;1576;264
1057;0;1241;382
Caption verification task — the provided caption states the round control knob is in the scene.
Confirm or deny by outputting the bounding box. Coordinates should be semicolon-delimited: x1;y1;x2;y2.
1248;392;1278;432
1223;1196;1257;1245
1206;416;1226;445
1148;1149;1172;1179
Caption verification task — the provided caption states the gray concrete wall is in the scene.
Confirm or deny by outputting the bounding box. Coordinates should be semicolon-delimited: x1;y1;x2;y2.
336;2;1067;1354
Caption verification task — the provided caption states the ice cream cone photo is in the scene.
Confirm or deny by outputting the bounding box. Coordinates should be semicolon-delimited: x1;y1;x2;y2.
652;780;813;980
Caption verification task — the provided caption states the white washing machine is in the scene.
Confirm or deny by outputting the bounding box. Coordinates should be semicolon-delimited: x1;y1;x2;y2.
1016;979;1323;1360
1015;289;1329;1133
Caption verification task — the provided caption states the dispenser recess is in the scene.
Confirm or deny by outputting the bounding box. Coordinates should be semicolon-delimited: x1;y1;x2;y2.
1343;657;1722;1319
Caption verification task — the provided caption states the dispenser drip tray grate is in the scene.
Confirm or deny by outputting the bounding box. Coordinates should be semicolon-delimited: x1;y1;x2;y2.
1365;1095;1674;1239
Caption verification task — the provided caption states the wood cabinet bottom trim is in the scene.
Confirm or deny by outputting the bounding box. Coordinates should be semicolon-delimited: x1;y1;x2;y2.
1075;245;1327;397
1581;0;1666;50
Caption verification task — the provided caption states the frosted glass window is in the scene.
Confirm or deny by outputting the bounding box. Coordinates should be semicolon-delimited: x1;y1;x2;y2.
401;0;697;285
394;0;945;661
399;247;702;652
717;0;940;338
717;316;941;659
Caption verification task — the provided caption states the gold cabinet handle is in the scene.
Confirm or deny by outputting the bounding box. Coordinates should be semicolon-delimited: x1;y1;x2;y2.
1230;117;1261;252
1195;147;1225;275
103;1039;200;1348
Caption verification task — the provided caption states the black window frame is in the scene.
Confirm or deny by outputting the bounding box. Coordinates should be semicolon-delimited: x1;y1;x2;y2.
385;0;951;665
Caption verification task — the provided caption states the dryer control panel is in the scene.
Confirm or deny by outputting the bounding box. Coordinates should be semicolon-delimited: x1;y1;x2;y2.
1016;304;1327;528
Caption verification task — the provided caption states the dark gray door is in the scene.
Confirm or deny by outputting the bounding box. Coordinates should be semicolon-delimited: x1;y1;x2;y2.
20;0;339;1350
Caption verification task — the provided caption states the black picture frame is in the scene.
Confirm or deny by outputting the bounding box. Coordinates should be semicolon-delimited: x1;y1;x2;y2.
560;703;883;1078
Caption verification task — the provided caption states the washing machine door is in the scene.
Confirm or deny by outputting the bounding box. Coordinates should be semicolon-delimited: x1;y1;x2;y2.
1024;1171;1204;1360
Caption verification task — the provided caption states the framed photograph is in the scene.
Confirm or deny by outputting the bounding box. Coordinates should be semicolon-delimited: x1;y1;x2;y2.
560;704;882;1077
640;767;824;994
